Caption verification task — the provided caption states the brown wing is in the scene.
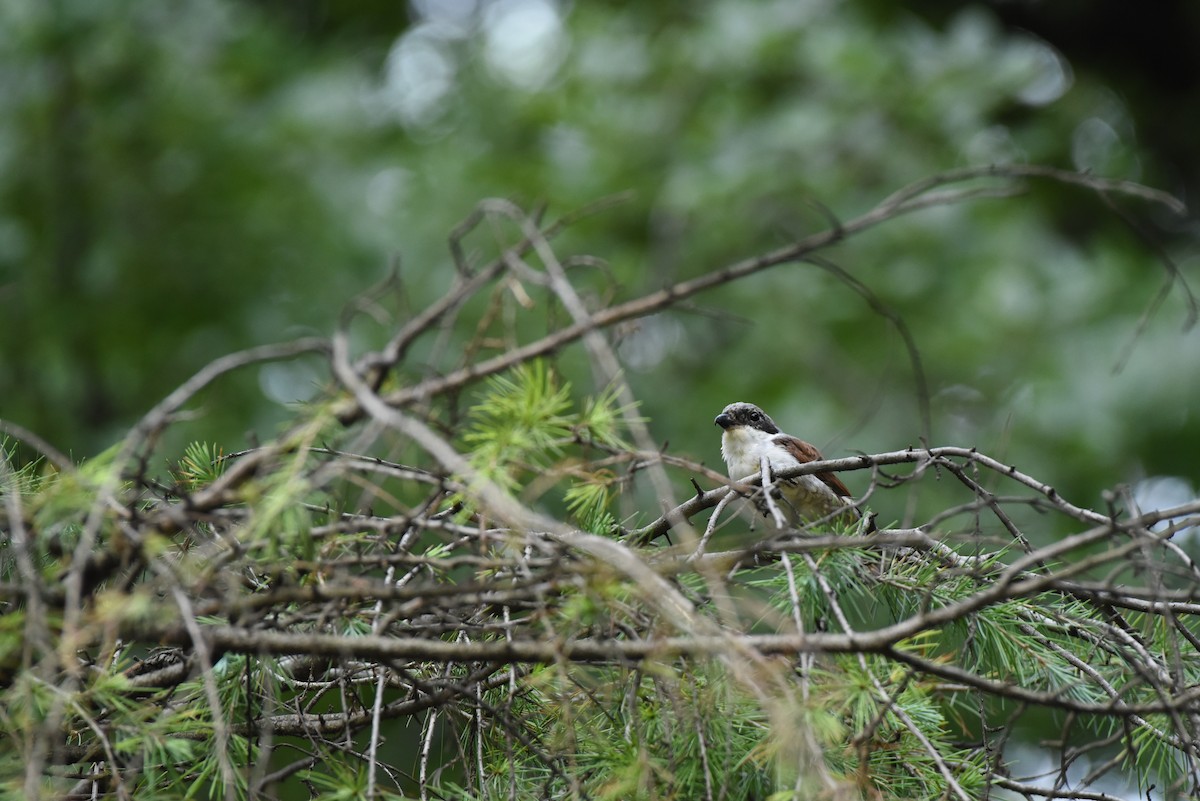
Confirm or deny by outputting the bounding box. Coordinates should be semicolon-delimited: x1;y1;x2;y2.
776;435;854;499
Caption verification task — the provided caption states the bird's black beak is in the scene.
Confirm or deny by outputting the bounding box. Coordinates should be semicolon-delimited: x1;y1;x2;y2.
714;413;733;429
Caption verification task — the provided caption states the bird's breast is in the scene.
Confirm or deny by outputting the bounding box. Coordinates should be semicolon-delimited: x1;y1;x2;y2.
721;428;799;479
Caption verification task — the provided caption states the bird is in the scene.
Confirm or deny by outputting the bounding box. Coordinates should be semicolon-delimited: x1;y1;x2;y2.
714;401;858;524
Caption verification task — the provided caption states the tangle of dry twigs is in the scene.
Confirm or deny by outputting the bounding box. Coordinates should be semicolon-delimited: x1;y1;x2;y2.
1;166;1196;801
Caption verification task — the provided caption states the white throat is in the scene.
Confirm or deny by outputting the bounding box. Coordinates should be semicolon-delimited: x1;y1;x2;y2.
720;426;799;480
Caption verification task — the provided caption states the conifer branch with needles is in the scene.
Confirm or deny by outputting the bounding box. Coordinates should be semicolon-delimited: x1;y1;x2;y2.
1;167;1196;801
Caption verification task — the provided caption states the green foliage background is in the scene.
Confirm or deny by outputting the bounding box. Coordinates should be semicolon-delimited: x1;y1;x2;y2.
2;1;1196;521
4;5;1199;797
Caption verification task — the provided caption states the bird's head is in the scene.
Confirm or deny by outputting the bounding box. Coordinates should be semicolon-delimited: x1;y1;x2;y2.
714;402;781;435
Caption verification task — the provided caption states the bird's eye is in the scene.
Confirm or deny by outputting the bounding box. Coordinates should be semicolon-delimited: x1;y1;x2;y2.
748;411;760;420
